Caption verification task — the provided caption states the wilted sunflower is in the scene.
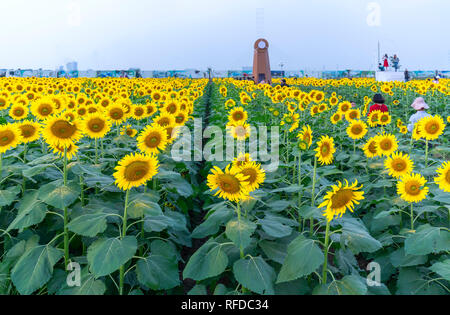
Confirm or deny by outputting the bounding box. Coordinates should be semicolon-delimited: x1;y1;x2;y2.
346;120;368;140
0;124;23;154
417;115;445;140
315;135;336;165
82;113;112;139
233;161;265;192
384;152;414;178
297;125;313;149
114;152;159;190
397;173;428;203
120;125;138;137
137;124;168;155
9;104;28;120
376;133;398;156
49;142;79;160
42;115;83;147
434;161;450;192
17;120;41;143
228;107;248;124
363;136;379;158
207;164;250;202
318;179;365;222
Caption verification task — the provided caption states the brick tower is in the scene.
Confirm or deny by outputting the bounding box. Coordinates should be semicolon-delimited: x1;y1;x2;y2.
253;38;271;84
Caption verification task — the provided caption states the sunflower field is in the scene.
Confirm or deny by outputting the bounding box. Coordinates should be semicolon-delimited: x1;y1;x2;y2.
0;76;449;295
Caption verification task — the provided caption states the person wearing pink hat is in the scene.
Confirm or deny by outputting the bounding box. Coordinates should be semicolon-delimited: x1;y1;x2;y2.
407;97;430;132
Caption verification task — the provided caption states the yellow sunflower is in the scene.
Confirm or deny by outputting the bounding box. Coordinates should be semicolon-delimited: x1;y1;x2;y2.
378;112;391;126
346;120;368;140
9;104;29;120
363;136;379;158
318;179;365;222
338;101;351;114
49;142;79;160
137;124;168;155
376;133;398;156
113;152;159;190
0;124;23;154
42;115;83;147
82;113;112;139
154;114;175;128
397;173;428;203
417;115;445;140
226;122;251;140
131;105;146;120
232;153;253;168
330;112;342;125
31;97;55;120
368;110;381;127
107;104;128;125
384;152;414;178
233;161;265;192
297;125;313;149
434;161;450;192
345;109;361;121
207;164;250;202
315;135;336;165
120;125;138;137
228;107;248;124
17;120;41;143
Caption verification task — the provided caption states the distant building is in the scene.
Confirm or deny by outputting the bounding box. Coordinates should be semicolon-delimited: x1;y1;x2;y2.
66;62;78;72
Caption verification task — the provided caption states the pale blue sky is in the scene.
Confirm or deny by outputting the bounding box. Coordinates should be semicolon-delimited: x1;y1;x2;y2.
0;0;449;70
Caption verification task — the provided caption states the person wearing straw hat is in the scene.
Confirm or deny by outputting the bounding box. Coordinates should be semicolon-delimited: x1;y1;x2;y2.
407;97;430;132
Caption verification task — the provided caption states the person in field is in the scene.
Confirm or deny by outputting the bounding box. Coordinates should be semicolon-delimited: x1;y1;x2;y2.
368;93;388;115
383;54;389;71
407;97;430;132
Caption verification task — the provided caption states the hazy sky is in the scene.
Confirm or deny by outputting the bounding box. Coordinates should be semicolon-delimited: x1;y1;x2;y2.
0;0;449;71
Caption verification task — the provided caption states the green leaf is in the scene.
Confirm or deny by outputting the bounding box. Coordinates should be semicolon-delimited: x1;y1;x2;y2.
11;245;63;295
22;164;53;179
313;275;367;295
396;268;445;295
58;268;106;295
266;200;291;211
87;236;137;277
270;185;303;193
225;219;257;250
164;178;193;197
277;235;323;283
127;193;162;219
405;224;450;255
389;248;427;267
233;256;276;295
67;212;109;237
259;218;292;238
183;240;228;281
191;204;233;239
39;180;81;209
6;191;47;232
429;259;450;281
341;218;382;254
136;254;180;290
0;186;20;207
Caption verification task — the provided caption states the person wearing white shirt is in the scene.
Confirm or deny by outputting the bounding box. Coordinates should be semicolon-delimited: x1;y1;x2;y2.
407;97;430;133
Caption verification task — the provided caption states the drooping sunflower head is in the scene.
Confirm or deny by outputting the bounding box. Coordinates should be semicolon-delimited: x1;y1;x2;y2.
42;115;83;147
82;113;112;139
376;133;398;156
397;173;428;203
384;151;414;179
17;120;41;143
114;152;159;190
232;161;265;192
315;135;336;165
228;107;248;124
137;124;168;155
434;161;450;193
0;123;23;154
363;136;379;158
346;120;368;140
418;115;445;140
318;179;365;222
207;164;250;202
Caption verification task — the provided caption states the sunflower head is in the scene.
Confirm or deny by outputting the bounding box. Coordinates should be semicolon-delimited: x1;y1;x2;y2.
207;164;250;202
418;115;445;140
114;152;159;190
297;125;313;149
397;173;428;203
0;124;23;154
17;120;41;143
42;115;83;147
318;179;365;222
137;124;168;155
376;133;398;156
434;161;450;193
384;152;414;179
363;136;379;158
346;120;368;140
315;135;336;165
228;107;248;124
82;113;112;139
232;161;265;192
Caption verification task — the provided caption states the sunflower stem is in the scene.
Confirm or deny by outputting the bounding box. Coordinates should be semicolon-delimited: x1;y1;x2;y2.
297;150;303;232
94;138;99;164
119;189;130;295
322;219;331;284
63;146;70;269
410;203;414;230
310;155;318;236
425;139;429;168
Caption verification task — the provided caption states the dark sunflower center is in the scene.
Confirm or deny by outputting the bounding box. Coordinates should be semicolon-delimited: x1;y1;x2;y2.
445;170;450;183
218;174;240;194
158;118;170;127
145;132;161;148
88;118;105;132
167;104;177;113
233;112;244;121
111;109;123;120
330;189;354;209
20;125;35;138
135;108;144;116
368;141;377;153
393;159;406;171
15;108;24;116
351;125;362;135
0;130;15;146
50;120;76;139
380;139;392;150
406;181;421;196
39;104;52;115
124;161;149;181
241;168;257;185
321;143;330;155
425;122;438;134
